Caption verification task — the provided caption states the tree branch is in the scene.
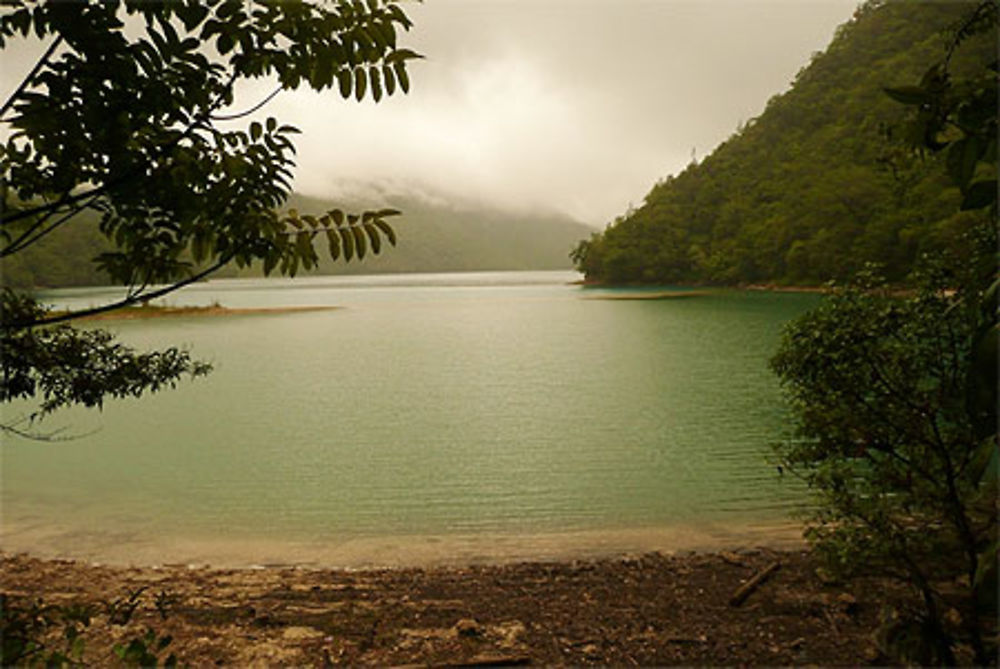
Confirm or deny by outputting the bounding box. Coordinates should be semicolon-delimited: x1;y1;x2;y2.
8;256;231;330
0;35;63;120
210;86;283;121
0;193;101;257
3;73;240;228
1;185;107;228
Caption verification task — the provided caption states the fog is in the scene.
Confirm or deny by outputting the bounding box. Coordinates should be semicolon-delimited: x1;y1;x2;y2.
1;0;859;225
266;0;858;224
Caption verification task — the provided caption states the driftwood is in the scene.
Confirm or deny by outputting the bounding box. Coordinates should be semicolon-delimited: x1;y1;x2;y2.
719;550;745;566
729;561;781;607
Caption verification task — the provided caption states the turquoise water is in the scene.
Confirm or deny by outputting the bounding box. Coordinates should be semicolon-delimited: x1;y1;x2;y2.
1;271;819;566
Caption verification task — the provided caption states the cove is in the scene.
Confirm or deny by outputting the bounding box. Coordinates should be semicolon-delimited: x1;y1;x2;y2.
1;271;820;567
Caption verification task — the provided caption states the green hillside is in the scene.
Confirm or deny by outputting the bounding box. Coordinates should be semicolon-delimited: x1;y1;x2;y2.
1;192;592;289
572;0;996;286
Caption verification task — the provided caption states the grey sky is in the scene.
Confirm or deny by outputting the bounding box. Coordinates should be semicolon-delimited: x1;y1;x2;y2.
262;0;859;225
2;0;860;226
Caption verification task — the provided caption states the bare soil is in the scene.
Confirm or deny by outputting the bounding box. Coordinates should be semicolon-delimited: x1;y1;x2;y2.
1;548;909;666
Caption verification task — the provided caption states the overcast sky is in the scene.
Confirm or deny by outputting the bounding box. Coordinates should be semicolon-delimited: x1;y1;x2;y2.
2;0;860;226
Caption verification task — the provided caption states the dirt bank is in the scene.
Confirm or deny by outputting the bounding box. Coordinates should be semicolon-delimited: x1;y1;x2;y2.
1;548;907;666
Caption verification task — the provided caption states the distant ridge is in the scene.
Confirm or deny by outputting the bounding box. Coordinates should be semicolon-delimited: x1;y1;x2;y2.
278;191;593;276
1;191;593;289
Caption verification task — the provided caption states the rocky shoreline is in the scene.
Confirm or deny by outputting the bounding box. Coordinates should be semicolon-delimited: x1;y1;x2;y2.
1;548;907;666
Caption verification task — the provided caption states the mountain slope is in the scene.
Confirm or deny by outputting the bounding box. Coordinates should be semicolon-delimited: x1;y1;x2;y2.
1;192;592;289
572;0;996;285
282;192;592;275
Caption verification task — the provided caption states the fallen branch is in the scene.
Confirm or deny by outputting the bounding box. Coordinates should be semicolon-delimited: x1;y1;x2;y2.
729;561;781;607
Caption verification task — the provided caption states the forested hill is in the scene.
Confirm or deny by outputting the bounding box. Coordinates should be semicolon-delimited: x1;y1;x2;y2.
1;193;592;289
572;0;996;286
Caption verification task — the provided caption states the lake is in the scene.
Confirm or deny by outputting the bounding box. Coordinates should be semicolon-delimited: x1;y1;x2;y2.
1;271;820;567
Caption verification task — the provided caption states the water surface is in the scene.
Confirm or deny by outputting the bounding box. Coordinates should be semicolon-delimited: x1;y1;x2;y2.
1;271;818;566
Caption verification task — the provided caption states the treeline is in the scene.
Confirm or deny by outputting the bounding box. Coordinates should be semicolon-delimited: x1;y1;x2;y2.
1;209;110;289
572;0;996;286
1;191;592;289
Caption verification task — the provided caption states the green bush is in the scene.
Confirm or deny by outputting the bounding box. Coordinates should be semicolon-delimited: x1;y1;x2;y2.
771;251;997;664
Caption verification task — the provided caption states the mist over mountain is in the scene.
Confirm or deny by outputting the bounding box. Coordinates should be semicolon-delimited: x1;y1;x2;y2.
2;190;592;289
280;190;593;276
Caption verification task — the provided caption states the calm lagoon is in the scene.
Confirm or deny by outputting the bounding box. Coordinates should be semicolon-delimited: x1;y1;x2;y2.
2;271;820;567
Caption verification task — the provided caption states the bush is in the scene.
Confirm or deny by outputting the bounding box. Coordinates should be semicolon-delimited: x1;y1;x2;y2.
771;254;997;664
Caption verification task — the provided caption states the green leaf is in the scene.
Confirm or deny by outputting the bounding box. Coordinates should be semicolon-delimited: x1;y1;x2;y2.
177;3;209;31
883;86;929;106
339;226;354;261
373;218;396;246
217;31;234;55
325;228;340;260
329;209;344;227
382;64;396;95
354;65;367;101
249;121;262;142
192;234;208;263
394;60;409;93
961;180;996;210
338;69;352;98
385;48;423;64
263;252;278;275
363;221;381;254
296;231;314;267
946;136;984;189
352;224;366;259
370;66;382;102
376;208;401;218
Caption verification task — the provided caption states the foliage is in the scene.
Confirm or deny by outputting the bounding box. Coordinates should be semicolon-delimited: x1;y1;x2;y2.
0;288;211;421
0;587;177;667
772;3;997;664
1;0;418;423
572;0;996;286
771;258;997;664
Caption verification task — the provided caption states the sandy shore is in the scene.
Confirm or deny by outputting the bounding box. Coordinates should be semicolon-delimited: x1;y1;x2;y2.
1;547;909;666
0;515;806;570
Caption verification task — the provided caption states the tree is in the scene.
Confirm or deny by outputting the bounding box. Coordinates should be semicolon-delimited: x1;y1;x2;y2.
771;260;996;664
771;2;997;663
1;0;419;426
570;1;993;287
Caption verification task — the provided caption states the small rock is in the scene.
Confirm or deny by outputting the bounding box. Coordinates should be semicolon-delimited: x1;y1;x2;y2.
944;607;962;627
836;592;859;616
815;567;839;585
454;618;483;638
495;620;527;647
863;644;883;663
282;626;324;641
